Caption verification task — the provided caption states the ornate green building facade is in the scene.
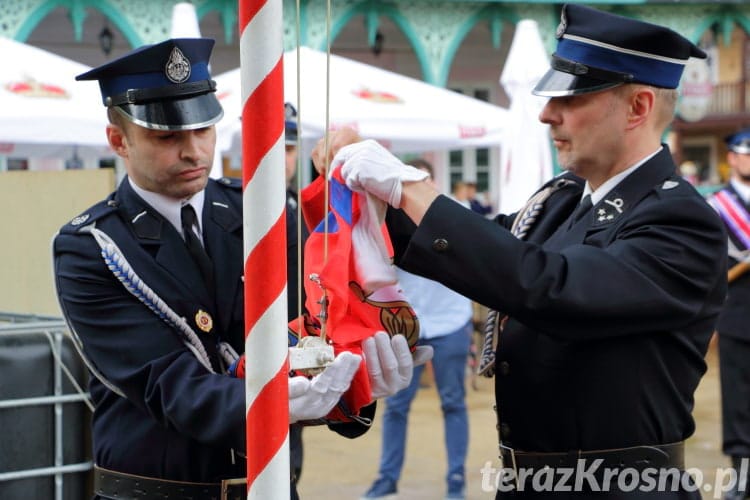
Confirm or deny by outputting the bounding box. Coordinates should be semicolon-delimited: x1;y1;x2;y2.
4;0;750;87
3;0;750;189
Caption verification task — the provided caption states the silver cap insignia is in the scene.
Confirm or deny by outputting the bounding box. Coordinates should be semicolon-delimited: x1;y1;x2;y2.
165;47;191;84
556;7;568;39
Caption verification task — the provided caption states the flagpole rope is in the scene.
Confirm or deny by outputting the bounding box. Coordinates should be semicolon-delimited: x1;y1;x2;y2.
293;0;304;333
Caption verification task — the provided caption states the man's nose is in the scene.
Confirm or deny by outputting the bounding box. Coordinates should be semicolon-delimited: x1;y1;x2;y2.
538;100;558;125
181;132;203;160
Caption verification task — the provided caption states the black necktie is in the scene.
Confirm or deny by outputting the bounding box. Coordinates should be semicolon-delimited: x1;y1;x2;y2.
181;204;215;290
570;194;593;226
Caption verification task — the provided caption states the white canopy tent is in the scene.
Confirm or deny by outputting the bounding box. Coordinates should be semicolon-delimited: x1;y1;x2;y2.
212;46;508;177
0;37;111;166
497;20;554;213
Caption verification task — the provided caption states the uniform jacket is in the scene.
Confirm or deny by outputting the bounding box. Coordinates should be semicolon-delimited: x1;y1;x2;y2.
387;146;727;453
711;184;750;340
54;176;368;484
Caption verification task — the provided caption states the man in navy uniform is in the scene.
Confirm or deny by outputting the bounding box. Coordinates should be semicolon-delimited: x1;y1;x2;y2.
711;129;750;500
284;101;307;498
312;4;727;498
53;38;428;499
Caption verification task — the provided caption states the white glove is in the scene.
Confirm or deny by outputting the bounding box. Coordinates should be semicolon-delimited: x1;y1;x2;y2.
363;331;434;399
288;351;362;423
335;140;428;208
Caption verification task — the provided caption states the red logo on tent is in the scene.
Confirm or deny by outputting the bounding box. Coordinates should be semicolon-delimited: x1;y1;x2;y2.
352;87;403;104
459;125;486;138
5;78;69;99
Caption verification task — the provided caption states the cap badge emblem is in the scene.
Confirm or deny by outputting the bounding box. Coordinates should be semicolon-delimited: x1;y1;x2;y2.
70;214;90;226
165;47;191;84
195;309;213;333
556;8;568;39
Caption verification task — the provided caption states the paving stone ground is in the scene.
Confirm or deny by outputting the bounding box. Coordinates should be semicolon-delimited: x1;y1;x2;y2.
299;338;726;500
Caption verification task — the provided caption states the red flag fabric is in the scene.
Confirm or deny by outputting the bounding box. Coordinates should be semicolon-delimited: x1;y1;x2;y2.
298;167;419;418
232;168;420;422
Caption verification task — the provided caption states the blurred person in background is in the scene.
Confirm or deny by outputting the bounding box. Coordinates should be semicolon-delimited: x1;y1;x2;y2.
361;159;473;500
709;128;750;500
464;181;493;216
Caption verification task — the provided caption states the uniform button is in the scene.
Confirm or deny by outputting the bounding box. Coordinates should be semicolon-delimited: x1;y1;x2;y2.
432;238;449;252
499;361;510;376
500;423;511;439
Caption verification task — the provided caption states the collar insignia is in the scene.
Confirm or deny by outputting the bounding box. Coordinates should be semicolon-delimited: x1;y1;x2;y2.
593;193;627;226
165;47;191;84
662;180;679;190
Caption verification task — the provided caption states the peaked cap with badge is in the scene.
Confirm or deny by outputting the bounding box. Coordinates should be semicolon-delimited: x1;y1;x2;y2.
77;38;223;130
534;4;706;97
726;128;750;155
285;102;298;145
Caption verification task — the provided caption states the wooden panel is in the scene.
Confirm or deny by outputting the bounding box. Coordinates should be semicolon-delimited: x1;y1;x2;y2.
0;169;115;316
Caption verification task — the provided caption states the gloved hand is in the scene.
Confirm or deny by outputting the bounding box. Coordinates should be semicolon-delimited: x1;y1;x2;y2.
288;351;362;423
335;140;429;208
363;331;434;399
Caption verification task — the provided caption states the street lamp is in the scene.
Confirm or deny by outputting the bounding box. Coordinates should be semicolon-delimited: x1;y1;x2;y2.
372;31;384;57
98;24;114;57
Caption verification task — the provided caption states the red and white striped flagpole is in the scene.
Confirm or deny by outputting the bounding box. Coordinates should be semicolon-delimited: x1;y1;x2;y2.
238;1;289;498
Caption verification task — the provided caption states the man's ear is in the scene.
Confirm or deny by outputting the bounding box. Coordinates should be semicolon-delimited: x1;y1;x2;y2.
625;87;655;130
106;124;129;158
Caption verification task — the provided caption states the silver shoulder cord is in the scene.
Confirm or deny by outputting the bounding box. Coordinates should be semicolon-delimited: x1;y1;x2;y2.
82;224;239;375
477;178;578;377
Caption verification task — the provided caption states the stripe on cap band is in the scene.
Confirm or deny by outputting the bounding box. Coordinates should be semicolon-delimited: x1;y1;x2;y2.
556;38;685;88
562;34;690;65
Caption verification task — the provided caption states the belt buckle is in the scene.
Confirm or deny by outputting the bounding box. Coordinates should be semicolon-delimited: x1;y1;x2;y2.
500;443;520;489
220;478;246;500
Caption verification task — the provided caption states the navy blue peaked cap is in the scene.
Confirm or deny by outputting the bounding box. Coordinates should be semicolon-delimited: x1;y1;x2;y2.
726;129;750;155
285;102;298;145
533;4;706;97
76;38;223;130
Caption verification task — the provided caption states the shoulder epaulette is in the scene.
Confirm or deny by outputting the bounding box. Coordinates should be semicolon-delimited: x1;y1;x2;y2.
215;176;243;190
654;176;694;198
545;170;584;190
59;196;119;235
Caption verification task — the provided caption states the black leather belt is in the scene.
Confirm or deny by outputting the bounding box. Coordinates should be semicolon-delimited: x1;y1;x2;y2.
94;466;246;500
500;441;685;472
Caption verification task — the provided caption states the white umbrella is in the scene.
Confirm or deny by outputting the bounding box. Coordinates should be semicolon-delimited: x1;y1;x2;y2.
0;37;110;158
498;20;553;214
214;46;508;164
170;2;202;38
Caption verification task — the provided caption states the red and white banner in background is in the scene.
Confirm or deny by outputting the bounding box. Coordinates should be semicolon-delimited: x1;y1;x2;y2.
238;1;289;498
